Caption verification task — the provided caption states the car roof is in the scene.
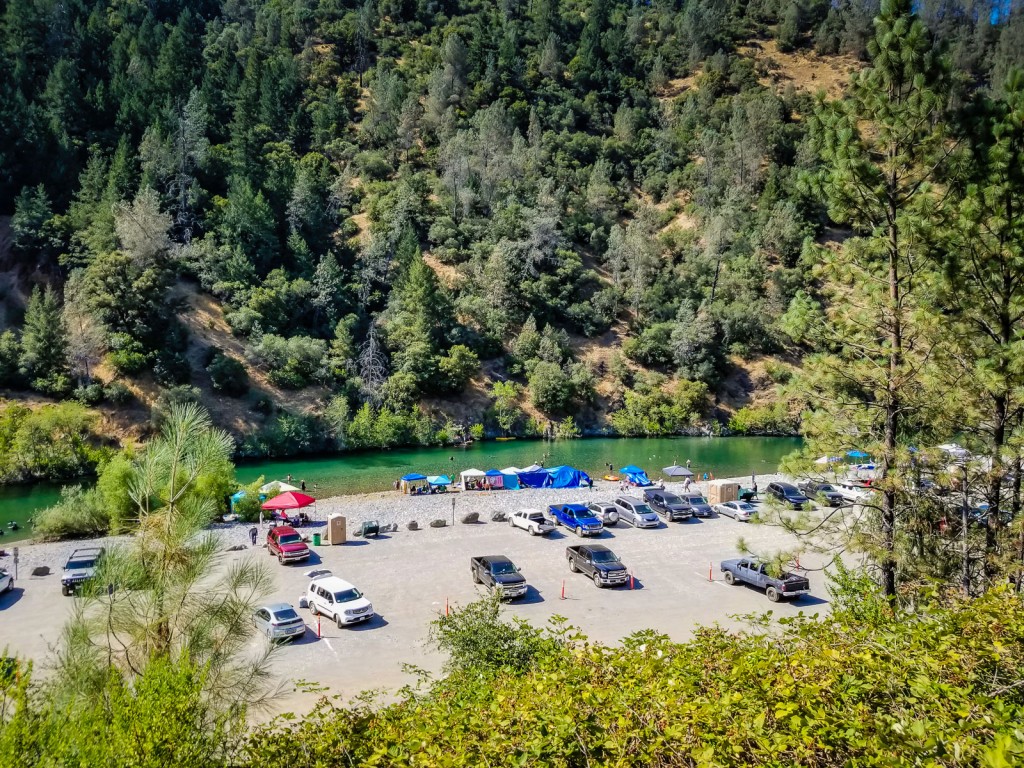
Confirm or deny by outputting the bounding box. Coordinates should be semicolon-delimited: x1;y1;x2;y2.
583;544;612;553
479;555;512;563
309;575;357;591
558;503;588;511
263;602;295;613
776;482;799;490
518;508;544;515
273;525;300;534
617;496;644;504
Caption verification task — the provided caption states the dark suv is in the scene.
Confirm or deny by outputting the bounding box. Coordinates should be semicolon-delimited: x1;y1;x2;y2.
766;482;810;510
642;490;692;521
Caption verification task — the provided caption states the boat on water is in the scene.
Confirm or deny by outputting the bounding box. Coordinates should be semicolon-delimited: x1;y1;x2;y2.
495;437;517;442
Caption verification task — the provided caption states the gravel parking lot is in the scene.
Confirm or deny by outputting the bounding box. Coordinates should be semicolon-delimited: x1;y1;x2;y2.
0;492;828;719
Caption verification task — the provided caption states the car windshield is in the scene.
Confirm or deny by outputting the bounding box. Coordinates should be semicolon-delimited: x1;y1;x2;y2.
818;484;836;492
661;493;682;504
334;588;363;602
67;559;96;569
686;496;707;505
635;504;655;514
491;561;518;575
739;503;755;511
273;608;300;621
278;533;302;544
591;550;620;564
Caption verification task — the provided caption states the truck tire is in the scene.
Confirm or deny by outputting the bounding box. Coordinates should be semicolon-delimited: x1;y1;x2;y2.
309;602;318;616
336;613;345;629
723;571;736;585
575;526;583;537
62;584;71;596
278;555;285;564
508;518;515;527
592;572;603;588
568;556;579;572
529;526;539;536
766;586;780;602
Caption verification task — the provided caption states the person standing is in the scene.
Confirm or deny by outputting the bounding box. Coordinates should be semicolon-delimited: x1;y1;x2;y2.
686;459;692;468
301;479;307;492
249;527;258;547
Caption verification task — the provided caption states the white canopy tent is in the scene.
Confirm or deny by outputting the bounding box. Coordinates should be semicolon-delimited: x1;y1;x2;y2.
460;468;486;488
260;481;300;493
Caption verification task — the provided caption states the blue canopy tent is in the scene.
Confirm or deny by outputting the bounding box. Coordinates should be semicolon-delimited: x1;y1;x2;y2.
400;472;428;494
500;472;520;490
547;465;592;488
482;468;516;490
620;465;652;486
427;475;452;486
847;450;870;459
517;470;551;488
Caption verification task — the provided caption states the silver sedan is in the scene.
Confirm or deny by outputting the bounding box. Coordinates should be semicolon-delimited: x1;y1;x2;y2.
714;500;758;522
253;602;307;642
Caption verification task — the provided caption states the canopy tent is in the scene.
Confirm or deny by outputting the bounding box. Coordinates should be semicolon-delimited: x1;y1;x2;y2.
260;480;300;494
663;464;694;477
499;471;520;490
500;466;523;475
522;463;543;472
399;472;429;494
427;475;452;486
846;450;870;459
813;455;842;465
261;491;316;510
517;470;551;488
547;465;592;489
620;465;652;486
937;443;971;460
460;468;486;489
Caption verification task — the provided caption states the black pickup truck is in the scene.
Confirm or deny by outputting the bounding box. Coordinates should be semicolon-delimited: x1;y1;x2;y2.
720;558;810;602
566;544;629;588
470;555;528;599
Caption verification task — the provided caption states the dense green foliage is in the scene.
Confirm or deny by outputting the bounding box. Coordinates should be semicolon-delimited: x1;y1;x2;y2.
4;0;1018;452
237;585;1024;766
0;401;105;483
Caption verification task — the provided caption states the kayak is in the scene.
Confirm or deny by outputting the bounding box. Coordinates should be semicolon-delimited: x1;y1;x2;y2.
495;437;517;441
603;475;619;481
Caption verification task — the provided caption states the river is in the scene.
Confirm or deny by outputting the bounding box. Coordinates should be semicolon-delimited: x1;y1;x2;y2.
0;436;801;544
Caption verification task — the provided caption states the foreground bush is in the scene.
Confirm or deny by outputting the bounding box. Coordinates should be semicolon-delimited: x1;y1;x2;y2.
244;585;1024;767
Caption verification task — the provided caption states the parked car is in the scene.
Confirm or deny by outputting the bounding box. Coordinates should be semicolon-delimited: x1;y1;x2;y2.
566;544;628;588
548;504;604;537
643;490;693;521
253;602;307;642
267;525;310;564
680;492;714;518
766;482;811;510
305;571;374;628
835;480;875;503
470;555;528;599
0;568;12;594
714;500;758;521
613;497;660;528
797;480;845;507
586;501;620;526
720;558;811;602
508;508;555;536
61;547;104;596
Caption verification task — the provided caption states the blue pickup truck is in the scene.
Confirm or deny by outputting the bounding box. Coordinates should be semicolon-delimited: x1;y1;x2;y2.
548;504;603;537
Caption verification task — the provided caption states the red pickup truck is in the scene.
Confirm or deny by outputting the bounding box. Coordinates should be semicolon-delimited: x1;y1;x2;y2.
267;526;310;564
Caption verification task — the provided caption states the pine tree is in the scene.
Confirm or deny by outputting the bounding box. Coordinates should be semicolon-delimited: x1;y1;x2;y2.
802;0;951;600
19;285;70;394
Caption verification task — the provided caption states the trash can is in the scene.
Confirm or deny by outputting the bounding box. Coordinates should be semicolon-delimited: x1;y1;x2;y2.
312;533;321;546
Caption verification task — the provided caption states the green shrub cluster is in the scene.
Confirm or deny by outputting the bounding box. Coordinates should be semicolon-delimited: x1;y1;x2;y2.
728;402;798;435
0;402;105;483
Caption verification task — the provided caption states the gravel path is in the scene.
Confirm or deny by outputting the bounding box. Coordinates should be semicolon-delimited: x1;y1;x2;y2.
0;474;785;578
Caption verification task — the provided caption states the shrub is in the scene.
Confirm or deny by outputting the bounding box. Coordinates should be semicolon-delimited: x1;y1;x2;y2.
623;322;675;367
0;402;103;483
73;382;105;405
728;401;798;435
103;381;134;404
151;385;202;429
250;334;327;389
609;380;708;436
32;485;110;541
107;333;149;375
438;345;480;392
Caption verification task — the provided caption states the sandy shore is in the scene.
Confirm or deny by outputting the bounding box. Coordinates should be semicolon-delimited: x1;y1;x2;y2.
0;474;785;579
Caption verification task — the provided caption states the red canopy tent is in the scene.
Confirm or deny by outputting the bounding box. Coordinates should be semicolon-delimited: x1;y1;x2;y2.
261;491;316;510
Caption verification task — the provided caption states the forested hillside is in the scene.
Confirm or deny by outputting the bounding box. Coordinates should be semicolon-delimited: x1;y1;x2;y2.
0;0;1021;464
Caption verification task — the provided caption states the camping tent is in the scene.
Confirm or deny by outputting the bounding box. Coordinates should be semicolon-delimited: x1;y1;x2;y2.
517;470;551;488
620;465;652;486
400;473;428;494
500;466;523;474
460;468;486;489
522;464;543;472
499;471;520;490
260;480;300;494
547;465;592;488
663;465;693;477
261;491;316;510
427;475;452;486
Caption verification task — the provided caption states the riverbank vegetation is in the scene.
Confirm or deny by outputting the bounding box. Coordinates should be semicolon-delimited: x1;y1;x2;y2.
4;0;1018;461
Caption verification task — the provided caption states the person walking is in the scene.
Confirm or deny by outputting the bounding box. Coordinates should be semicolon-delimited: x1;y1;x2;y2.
248;527;258;547
301;479;307;492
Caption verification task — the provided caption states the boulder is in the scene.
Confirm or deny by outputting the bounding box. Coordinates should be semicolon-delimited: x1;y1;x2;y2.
460;511;481;524
31;566;50;577
407;520;420;531
490;511;508;522
429;519;447;528
225;544;246;552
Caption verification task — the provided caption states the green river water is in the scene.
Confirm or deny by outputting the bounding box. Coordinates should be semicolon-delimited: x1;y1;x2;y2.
0;436;801;544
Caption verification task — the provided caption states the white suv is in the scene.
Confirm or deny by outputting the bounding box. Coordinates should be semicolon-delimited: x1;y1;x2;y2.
303;570;374;628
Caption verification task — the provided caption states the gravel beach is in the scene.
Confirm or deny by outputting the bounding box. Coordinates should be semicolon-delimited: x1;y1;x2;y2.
0;474;785;578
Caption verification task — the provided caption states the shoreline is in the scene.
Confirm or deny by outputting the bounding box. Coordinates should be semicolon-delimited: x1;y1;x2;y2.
1;474;784;578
